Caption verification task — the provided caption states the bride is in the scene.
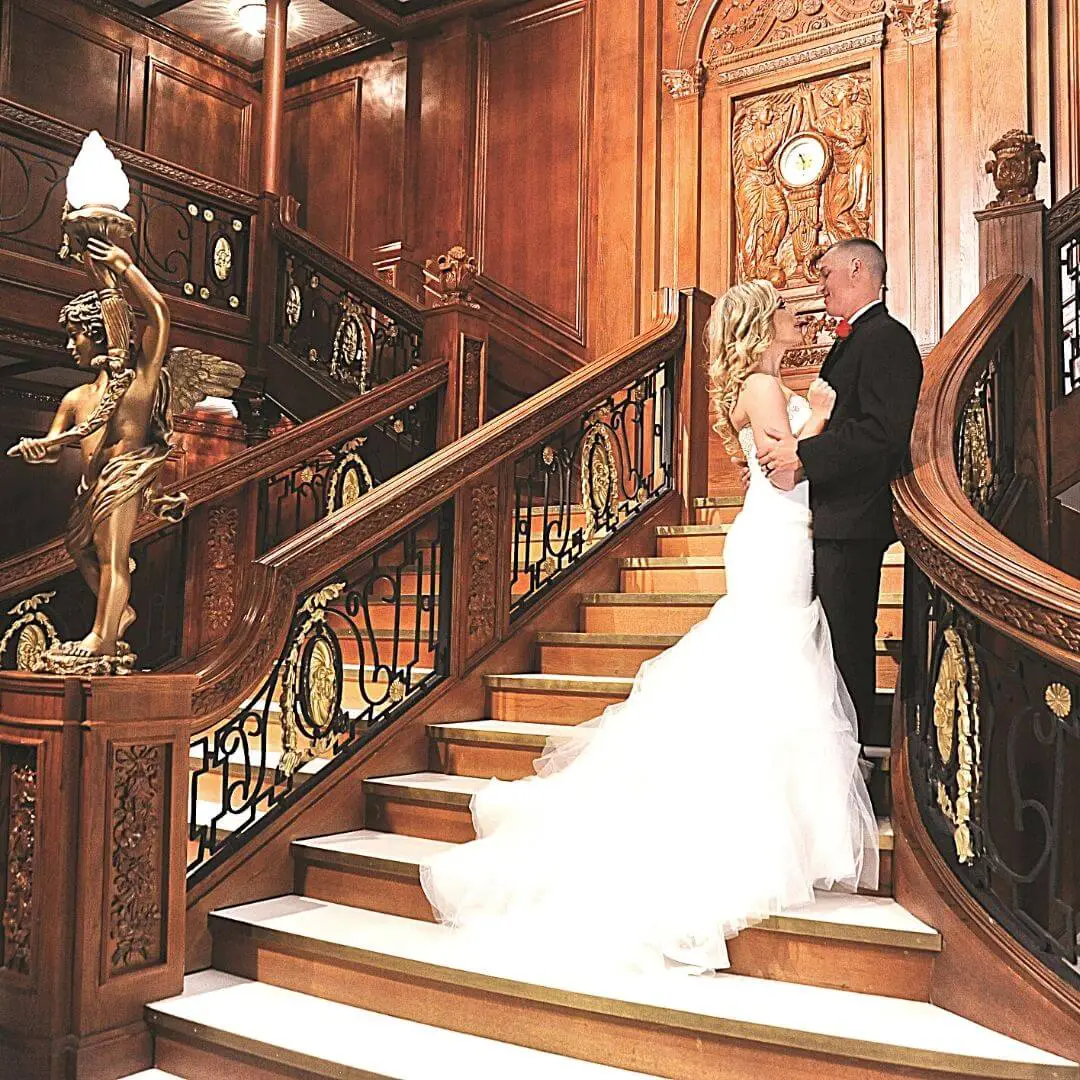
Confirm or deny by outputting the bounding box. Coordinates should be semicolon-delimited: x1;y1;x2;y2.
420;280;879;973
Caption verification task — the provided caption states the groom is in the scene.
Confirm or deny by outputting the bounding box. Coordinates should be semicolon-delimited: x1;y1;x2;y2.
757;239;922;752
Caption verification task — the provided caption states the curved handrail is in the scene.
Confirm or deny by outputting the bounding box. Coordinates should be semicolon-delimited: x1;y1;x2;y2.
186;295;683;724
893;274;1080;674
0;361;448;601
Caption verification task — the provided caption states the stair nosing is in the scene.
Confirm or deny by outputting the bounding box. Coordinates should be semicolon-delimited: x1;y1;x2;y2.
484;673;635;694
207;902;1071;1078
538;631;901;653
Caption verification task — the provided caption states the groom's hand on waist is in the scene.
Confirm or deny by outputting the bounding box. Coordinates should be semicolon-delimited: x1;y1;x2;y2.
758;428;803;491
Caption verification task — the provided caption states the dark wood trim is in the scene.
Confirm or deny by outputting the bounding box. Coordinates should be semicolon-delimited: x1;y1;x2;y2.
0;96;261;208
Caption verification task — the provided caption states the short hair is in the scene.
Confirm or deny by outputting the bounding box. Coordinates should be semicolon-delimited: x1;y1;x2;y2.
828;238;886;285
58;290;108;347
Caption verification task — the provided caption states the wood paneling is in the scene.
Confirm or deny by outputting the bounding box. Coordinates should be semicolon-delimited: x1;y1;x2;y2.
285;51;407;268
1;0;132;140
286;81;361;257
145;58;253;188
475;0;591;341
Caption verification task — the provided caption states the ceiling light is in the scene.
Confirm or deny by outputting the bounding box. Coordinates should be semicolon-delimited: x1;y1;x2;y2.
237;2;267;35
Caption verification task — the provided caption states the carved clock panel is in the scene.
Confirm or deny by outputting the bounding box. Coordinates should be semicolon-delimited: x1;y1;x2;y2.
732;68;874;289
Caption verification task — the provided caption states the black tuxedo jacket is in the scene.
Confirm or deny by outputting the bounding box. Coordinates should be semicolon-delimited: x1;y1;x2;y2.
797;304;922;541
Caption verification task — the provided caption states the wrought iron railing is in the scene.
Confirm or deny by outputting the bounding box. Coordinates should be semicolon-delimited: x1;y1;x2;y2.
256;392;438;553
902;567;1080;984
955;328;1016;522
896;273;1080;990
277;242;423;394
187;502;453;881
1049;188;1080;399
0;104;256;314
510;355;675;615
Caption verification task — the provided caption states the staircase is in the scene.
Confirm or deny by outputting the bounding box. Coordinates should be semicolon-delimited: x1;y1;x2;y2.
124;496;1078;1080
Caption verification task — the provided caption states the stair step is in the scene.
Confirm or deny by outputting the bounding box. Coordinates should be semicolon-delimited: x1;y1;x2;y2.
148;969;660;1079
292;826;929;999
485;672;634;724
428;719;588;779
537;631;900;684
692;496;744;525
580;590;905;637
207;899;1076;1079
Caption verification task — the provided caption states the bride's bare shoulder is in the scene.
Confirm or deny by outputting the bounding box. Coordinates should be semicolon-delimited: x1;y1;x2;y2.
737;372;786;408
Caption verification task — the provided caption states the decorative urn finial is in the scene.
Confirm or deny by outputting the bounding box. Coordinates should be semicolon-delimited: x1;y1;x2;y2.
984;130;1045;209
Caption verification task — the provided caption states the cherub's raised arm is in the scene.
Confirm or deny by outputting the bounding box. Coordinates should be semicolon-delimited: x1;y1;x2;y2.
84;238;170;369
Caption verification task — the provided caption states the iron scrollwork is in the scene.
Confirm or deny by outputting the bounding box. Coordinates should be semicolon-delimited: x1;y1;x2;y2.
256;391;438;554
511;358;675;616
904;568;1080;985
278;251;423;394
0;130;251;313
1057;234;1079;398
187;503;454;883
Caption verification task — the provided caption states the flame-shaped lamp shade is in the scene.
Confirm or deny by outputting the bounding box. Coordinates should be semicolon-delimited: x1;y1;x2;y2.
66;131;130;212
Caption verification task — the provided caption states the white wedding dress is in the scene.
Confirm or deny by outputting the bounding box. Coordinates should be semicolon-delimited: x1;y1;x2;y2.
420;394;879;973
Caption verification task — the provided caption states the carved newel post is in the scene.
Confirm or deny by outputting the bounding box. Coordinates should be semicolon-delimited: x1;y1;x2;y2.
0;673;195;1079
976;130;1050;555
423;246;488;445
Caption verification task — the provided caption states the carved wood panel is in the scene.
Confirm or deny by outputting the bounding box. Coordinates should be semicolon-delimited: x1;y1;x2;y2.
1;744;38;979
285;80;362;260
704;0;887;65
464;481;499;659
1;0;131;140
475;1;591;342
144;58;253;189
107;742;166;974
732;68;874;289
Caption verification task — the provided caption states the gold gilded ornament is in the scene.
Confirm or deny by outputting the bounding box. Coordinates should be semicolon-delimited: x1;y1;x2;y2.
1045;683;1072;719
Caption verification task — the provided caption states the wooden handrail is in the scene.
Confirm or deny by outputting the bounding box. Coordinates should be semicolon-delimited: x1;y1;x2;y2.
893;273;1080;673
1048;183;1080;244
0;96;260;210
188;293;684;721
0;360;448;601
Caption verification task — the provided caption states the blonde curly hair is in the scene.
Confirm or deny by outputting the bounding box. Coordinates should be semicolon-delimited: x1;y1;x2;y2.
705;279;781;454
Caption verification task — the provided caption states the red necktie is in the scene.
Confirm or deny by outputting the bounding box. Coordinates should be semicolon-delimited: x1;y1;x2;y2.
835;318;853;340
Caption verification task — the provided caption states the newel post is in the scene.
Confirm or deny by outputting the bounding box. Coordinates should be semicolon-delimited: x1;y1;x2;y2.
976;130;1050;556
677;288;715;522
0;673;195;1080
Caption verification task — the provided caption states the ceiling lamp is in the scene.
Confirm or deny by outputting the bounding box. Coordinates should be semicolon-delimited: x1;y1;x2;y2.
236;2;267;35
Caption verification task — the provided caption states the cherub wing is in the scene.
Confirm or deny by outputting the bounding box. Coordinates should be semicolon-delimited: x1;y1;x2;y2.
164;348;245;416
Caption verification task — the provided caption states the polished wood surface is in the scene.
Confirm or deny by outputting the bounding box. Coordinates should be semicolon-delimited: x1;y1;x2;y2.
0;0;261;185
260;0;288;194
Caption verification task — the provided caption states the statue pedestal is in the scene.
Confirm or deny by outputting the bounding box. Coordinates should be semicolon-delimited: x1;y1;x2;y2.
0;672;194;1080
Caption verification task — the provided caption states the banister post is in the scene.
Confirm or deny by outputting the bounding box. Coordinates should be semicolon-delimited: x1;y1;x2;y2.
425;302;491;446
976;130;1050;556
0;673;195;1080
677;288;715;522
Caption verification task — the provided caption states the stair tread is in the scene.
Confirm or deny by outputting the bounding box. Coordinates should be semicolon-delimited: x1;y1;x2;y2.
292;829;932;948
149;970;660;1078
620;552;904;569
539;631;901;651
485;672;636;692
429;719;584;743
583;591;905;605
207;899;1075;1075
654;524;733;536
692;496;745;507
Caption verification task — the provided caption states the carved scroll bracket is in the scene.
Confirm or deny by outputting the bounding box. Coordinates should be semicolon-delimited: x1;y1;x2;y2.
425;246;479;308
662;62;706;100
885;0;942;43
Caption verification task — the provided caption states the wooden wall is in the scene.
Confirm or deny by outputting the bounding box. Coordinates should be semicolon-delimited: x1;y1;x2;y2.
0;0;261;187
284;48;408;268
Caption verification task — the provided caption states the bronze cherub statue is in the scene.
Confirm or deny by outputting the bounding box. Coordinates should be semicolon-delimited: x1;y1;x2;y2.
7;135;243;674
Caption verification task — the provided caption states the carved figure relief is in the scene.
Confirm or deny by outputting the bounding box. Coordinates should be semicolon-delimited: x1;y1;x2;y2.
733;71;874;287
705;0;886;68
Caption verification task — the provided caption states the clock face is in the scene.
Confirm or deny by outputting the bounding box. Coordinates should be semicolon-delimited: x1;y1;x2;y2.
778;134;828;188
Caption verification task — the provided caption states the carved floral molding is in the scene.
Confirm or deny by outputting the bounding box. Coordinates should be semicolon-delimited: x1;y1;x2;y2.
204;506;240;640
662;62;707;99
884;0;941;41
466;484;499;654
2;756;37;976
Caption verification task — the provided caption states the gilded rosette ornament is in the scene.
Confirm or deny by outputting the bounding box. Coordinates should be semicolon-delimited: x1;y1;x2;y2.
985;130;1045;209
